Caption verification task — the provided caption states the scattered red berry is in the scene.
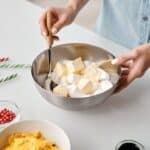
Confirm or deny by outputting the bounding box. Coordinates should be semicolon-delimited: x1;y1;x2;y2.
0;108;16;124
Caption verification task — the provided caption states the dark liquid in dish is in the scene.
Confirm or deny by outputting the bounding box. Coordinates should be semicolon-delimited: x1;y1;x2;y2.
118;143;140;150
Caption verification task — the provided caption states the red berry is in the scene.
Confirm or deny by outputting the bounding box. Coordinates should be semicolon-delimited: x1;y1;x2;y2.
0;108;16;124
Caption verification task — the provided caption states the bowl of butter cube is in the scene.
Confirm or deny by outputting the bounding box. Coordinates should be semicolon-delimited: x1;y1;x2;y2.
31;43;121;110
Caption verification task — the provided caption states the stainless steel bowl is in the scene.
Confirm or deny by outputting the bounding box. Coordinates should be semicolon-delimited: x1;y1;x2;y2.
31;43;121;110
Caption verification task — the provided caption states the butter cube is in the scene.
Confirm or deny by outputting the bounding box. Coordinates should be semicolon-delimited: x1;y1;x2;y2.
84;64;110;82
53;85;69;97
66;57;85;73
77;78;94;94
84;64;101;82
54;62;67;77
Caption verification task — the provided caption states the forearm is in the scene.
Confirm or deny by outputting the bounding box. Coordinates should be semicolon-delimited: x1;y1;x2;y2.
66;0;89;13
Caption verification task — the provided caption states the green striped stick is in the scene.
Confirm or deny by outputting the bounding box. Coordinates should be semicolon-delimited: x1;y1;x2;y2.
0;64;31;69
0;74;18;84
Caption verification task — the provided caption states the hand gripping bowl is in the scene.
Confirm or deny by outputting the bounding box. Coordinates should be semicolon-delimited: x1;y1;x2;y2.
31;43;121;110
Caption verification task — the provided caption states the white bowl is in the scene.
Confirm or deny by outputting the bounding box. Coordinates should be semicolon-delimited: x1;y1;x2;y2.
0;120;71;150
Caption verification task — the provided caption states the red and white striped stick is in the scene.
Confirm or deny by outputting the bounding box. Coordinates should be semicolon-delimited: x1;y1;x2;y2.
0;57;9;63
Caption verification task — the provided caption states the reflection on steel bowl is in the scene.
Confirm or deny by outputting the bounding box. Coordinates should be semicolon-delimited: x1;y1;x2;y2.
31;43;121;110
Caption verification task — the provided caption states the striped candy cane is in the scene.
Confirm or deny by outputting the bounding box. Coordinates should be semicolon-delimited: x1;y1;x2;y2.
0;64;31;69
0;74;18;84
0;57;9;63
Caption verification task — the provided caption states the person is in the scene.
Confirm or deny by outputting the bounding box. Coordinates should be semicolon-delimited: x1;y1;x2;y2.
39;0;150;92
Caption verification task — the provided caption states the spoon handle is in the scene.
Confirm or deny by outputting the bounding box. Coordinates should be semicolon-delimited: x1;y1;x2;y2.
46;11;53;72
46;11;53;48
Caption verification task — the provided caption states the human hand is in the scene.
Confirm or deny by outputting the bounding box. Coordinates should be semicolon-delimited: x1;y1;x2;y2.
39;5;78;37
115;44;150;93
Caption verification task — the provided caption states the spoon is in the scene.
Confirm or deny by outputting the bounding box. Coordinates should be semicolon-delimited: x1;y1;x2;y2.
45;12;58;90
46;12;53;72
98;58;120;73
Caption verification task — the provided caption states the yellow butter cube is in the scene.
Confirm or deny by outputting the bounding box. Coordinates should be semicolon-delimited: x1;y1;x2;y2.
84;64;100;82
84;64;109;81
53;85;69;97
77;78;94;94
54;62;67;77
66;57;85;74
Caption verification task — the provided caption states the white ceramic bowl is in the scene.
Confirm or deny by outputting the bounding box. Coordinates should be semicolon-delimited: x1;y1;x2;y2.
0;120;71;150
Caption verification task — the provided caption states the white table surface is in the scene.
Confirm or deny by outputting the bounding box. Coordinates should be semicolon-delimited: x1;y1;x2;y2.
0;0;150;149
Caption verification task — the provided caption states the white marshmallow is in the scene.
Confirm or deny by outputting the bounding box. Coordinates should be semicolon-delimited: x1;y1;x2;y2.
66;73;81;84
101;80;113;90
59;76;68;87
109;73;120;84
94;80;113;95
68;84;89;98
97;68;110;81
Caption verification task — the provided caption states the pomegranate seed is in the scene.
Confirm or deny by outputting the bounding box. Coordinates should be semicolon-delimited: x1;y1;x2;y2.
0;108;16;125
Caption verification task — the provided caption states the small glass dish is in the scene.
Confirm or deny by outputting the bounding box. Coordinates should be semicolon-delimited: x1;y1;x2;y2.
0;100;20;131
115;140;145;150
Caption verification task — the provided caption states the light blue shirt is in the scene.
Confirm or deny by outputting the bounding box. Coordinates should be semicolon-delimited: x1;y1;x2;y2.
95;0;150;48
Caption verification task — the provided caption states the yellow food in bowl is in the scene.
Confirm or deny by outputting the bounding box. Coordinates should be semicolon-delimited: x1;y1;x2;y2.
3;132;60;150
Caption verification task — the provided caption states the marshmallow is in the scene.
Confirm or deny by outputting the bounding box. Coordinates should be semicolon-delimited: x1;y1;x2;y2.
66;73;81;84
68;84;89;98
97;68;110;81
109;73;120;84
59;76;68;87
94;80;113;95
